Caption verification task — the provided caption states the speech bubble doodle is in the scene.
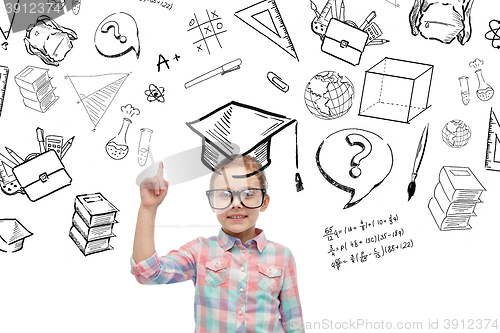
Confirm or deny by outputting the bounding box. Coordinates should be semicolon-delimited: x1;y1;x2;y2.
94;12;140;58
316;128;393;209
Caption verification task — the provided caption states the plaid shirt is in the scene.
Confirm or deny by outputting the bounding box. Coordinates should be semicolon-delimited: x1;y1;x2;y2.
131;228;305;333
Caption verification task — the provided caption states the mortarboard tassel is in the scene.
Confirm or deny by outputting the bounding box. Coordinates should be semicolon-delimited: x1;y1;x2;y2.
295;122;304;192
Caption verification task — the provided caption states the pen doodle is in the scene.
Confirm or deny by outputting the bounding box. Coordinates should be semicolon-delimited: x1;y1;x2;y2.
185;58;241;89
65;73;130;131
359;58;433;123
428;166;485;231
442;119;471;148
14;66;59;113
188;10;226;54
235;0;299;61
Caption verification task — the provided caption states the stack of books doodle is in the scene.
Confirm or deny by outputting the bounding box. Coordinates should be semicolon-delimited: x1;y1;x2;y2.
69;193;119;256
428;166;485;231
14;65;59;113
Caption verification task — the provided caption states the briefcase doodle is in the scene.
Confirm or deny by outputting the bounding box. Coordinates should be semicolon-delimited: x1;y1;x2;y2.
310;0;389;66
0;128;74;201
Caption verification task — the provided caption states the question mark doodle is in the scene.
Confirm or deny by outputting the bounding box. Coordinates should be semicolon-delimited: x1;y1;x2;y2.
101;21;127;43
345;133;372;178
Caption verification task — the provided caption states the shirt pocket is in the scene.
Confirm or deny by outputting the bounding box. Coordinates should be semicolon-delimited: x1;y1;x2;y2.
204;258;228;288
257;263;282;294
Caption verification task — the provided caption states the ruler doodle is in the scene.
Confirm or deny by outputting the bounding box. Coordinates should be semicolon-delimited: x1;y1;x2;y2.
235;0;299;61
0;65;9;118
485;108;500;172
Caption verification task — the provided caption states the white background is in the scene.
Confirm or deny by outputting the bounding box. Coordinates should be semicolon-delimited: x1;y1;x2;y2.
1;0;499;332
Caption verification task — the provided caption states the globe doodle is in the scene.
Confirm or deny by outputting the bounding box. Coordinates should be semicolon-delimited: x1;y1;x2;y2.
304;71;355;120
442;119;471;148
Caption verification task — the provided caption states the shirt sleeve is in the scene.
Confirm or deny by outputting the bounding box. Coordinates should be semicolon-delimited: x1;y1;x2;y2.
279;250;305;333
130;238;201;285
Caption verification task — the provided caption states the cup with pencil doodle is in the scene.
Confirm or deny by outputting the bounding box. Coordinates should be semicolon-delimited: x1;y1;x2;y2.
0;127;74;201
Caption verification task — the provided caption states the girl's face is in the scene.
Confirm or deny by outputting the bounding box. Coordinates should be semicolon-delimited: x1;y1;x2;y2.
211;164;270;238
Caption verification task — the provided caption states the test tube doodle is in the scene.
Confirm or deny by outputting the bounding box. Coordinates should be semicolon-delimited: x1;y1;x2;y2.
138;128;153;166
458;76;470;106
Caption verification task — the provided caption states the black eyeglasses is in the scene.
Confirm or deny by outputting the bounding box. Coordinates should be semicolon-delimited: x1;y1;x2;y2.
206;188;267;209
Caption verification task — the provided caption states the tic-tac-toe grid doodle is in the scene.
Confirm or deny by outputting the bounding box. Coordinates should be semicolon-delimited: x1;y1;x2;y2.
187;9;227;54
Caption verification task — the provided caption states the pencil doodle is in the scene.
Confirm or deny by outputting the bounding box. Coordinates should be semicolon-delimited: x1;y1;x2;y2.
186;101;302;189
185;58;241;89
485;108;500;172
65;73;130;131
0;0;20;49
106;118;132;160
138;129;153;167
485;19;500;49
428;166;485;231
442;119;471;148
409;0;474;45
69;193;119;256
458;76;470;106
310;1;387;66
145;84;165;102
0;219;33;253
267;72;289;93
304;70;354;120
15;66;59;113
188;9;226;54
0;65;8;117
316;128;393;209
95;12;140;58
407;124;429;201
235;0;299;61
24;15;77;66
359;58;433;123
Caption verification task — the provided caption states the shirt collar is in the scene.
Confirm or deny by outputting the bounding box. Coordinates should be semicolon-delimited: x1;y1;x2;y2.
217;228;267;253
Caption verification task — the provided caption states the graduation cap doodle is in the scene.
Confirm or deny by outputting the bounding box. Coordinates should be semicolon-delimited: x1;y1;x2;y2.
0;219;33;253
186;101;304;191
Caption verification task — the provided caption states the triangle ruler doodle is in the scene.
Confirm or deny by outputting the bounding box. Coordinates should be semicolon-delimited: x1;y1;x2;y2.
0;0;19;41
66;73;130;131
485;108;500;172
235;0;299;61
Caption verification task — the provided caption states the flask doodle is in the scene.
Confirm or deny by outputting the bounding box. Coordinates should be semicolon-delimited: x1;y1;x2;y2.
346;133;372;179
316;129;393;209
94;12;140;58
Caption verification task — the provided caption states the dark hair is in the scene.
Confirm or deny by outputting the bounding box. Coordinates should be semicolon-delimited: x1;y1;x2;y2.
209;154;268;190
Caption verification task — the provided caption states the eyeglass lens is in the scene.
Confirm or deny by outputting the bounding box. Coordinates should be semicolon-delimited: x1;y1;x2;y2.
208;189;264;209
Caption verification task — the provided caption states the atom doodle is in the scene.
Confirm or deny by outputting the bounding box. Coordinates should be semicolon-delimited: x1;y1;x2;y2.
144;84;165;103
485;19;500;49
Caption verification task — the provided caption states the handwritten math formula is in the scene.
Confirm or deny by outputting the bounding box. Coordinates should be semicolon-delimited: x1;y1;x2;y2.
323;214;414;270
138;0;173;10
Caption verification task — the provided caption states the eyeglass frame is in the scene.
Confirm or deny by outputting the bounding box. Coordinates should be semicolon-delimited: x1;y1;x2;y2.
205;188;268;210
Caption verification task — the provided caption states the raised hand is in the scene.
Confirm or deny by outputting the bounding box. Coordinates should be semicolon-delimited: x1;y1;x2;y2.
139;162;169;210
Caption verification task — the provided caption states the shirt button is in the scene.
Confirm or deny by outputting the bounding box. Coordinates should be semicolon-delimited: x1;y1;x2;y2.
241;250;245;253
238;310;243;316
240;287;244;293
240;267;245;272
